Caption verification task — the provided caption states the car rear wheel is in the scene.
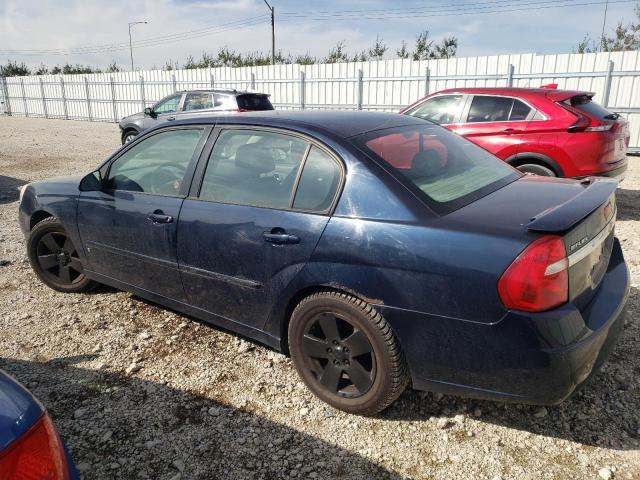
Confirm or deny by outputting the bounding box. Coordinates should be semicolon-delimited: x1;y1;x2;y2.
516;163;556;176
27;217;95;293
288;291;409;415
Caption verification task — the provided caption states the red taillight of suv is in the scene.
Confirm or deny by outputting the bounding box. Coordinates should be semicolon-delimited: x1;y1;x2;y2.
498;235;569;312
561;102;613;133
0;413;70;480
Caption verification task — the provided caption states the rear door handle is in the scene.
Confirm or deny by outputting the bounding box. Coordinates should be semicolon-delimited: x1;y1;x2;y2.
503;128;522;134
147;211;173;224
263;233;300;245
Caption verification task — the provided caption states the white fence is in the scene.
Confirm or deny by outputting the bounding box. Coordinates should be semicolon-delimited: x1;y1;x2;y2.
2;51;640;148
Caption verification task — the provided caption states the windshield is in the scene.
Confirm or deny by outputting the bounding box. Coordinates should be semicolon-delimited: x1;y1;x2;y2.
352;124;520;214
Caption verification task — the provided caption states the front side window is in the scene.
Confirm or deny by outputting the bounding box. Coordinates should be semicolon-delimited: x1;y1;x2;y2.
200;129;308;209
183;92;213;111
153;95;181;114
405;95;464;124
106;129;203;196
353;124;519;213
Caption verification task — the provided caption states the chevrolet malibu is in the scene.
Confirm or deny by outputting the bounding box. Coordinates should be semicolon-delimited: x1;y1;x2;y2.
19;111;629;415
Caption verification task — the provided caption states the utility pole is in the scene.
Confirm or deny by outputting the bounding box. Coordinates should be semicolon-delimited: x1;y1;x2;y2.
263;0;275;64
600;0;609;52
128;21;148;71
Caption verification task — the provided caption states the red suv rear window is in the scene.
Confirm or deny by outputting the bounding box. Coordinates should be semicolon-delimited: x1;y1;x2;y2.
236;94;274;111
565;95;617;120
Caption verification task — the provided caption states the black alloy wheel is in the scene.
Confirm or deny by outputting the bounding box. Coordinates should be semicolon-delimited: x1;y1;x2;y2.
289;291;408;415
28;217;95;293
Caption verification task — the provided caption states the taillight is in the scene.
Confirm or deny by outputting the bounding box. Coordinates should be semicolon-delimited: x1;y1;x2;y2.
0;413;70;480
560;102;613;132
498;235;568;312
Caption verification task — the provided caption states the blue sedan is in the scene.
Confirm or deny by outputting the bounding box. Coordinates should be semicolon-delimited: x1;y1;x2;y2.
18;111;628;415
0;369;78;479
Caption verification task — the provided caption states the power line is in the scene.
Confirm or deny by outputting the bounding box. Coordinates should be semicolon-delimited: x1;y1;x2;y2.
0;15;269;56
279;0;635;21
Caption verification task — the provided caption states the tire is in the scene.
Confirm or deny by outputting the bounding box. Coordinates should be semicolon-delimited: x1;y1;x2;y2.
122;131;138;145
288;291;409;415
516;163;556;177
27;217;96;293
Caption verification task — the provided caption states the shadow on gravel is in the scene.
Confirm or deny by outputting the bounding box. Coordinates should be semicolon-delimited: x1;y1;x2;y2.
617;186;640;221
0;175;27;205
382;285;640;451
0;355;403;480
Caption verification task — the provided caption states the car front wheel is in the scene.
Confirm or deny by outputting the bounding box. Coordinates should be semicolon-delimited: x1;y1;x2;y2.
289;291;409;415
27;217;96;293
122;131;138;144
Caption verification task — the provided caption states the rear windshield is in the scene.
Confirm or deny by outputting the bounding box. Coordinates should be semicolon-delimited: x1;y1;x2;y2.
236;94;274;111
352;124;520;214
566;95;616;120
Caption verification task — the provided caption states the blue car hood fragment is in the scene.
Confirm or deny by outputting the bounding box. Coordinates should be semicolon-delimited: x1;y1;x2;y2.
0;370;44;451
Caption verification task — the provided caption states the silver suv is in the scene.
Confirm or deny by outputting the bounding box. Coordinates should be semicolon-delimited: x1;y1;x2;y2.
118;89;274;144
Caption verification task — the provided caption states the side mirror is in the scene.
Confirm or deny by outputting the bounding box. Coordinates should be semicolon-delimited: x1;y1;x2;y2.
144;107;154;116
79;171;103;192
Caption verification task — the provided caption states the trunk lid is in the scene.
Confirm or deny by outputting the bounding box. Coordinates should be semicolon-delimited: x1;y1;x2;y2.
446;175;618;311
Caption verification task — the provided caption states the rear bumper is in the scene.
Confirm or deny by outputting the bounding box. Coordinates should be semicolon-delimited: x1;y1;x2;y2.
598;163;627;183
380;238;629;405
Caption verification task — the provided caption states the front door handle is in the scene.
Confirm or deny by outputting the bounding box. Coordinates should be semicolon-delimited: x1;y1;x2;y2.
147;211;173;224
503;128;522;134
263;232;300;245
167;116;176;121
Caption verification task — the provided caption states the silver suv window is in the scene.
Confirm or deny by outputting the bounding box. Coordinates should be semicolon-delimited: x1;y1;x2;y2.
184;92;213;111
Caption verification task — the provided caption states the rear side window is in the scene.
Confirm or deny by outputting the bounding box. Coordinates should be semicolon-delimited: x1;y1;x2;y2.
405;95;464;124
293;146;342;211
566;95;615;120
184;92;213;111
467;96;532;122
236;94;274;111
200;129;308;209
353;124;519;213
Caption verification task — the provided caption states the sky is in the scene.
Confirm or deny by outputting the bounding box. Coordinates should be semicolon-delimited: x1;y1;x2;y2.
0;0;637;70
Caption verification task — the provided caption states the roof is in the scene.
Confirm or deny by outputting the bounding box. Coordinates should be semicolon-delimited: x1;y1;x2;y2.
171;110;426;139
177;88;269;96
434;87;594;101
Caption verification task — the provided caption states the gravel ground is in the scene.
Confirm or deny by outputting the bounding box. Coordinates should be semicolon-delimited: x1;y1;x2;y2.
0;116;639;480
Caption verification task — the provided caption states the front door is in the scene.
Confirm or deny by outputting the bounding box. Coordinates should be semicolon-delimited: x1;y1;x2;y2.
143;93;184;130
77;127;208;300
177;127;344;331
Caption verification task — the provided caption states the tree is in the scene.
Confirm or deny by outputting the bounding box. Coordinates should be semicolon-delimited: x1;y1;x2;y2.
368;36;387;60
106;61;121;73
35;64;49;75
294;53;316;65
575;2;640;52
409;31;458;60
325;41;349;63
396;40;410;59
0;60;30;76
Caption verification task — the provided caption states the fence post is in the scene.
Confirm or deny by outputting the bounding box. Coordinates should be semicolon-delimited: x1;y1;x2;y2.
506;64;514;88
424;66;431;96
1;77;11;116
60;77;68;120
250;72;256;90
210;73;215;89
39;77;48;119
602;60;614;108
357;69;364;110
172;74;177;93
139;75;146;111
19;77;28;117
110;76;118;122
84;77;92;122
299;71;306;110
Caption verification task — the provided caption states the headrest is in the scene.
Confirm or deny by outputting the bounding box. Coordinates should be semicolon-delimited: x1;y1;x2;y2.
410;150;442;178
235;144;275;174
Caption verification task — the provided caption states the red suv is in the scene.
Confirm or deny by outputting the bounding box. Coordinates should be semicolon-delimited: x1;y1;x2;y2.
401;87;629;180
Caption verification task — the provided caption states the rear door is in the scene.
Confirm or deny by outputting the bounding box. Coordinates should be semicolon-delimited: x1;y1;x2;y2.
456;95;532;159
177;127;343;331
